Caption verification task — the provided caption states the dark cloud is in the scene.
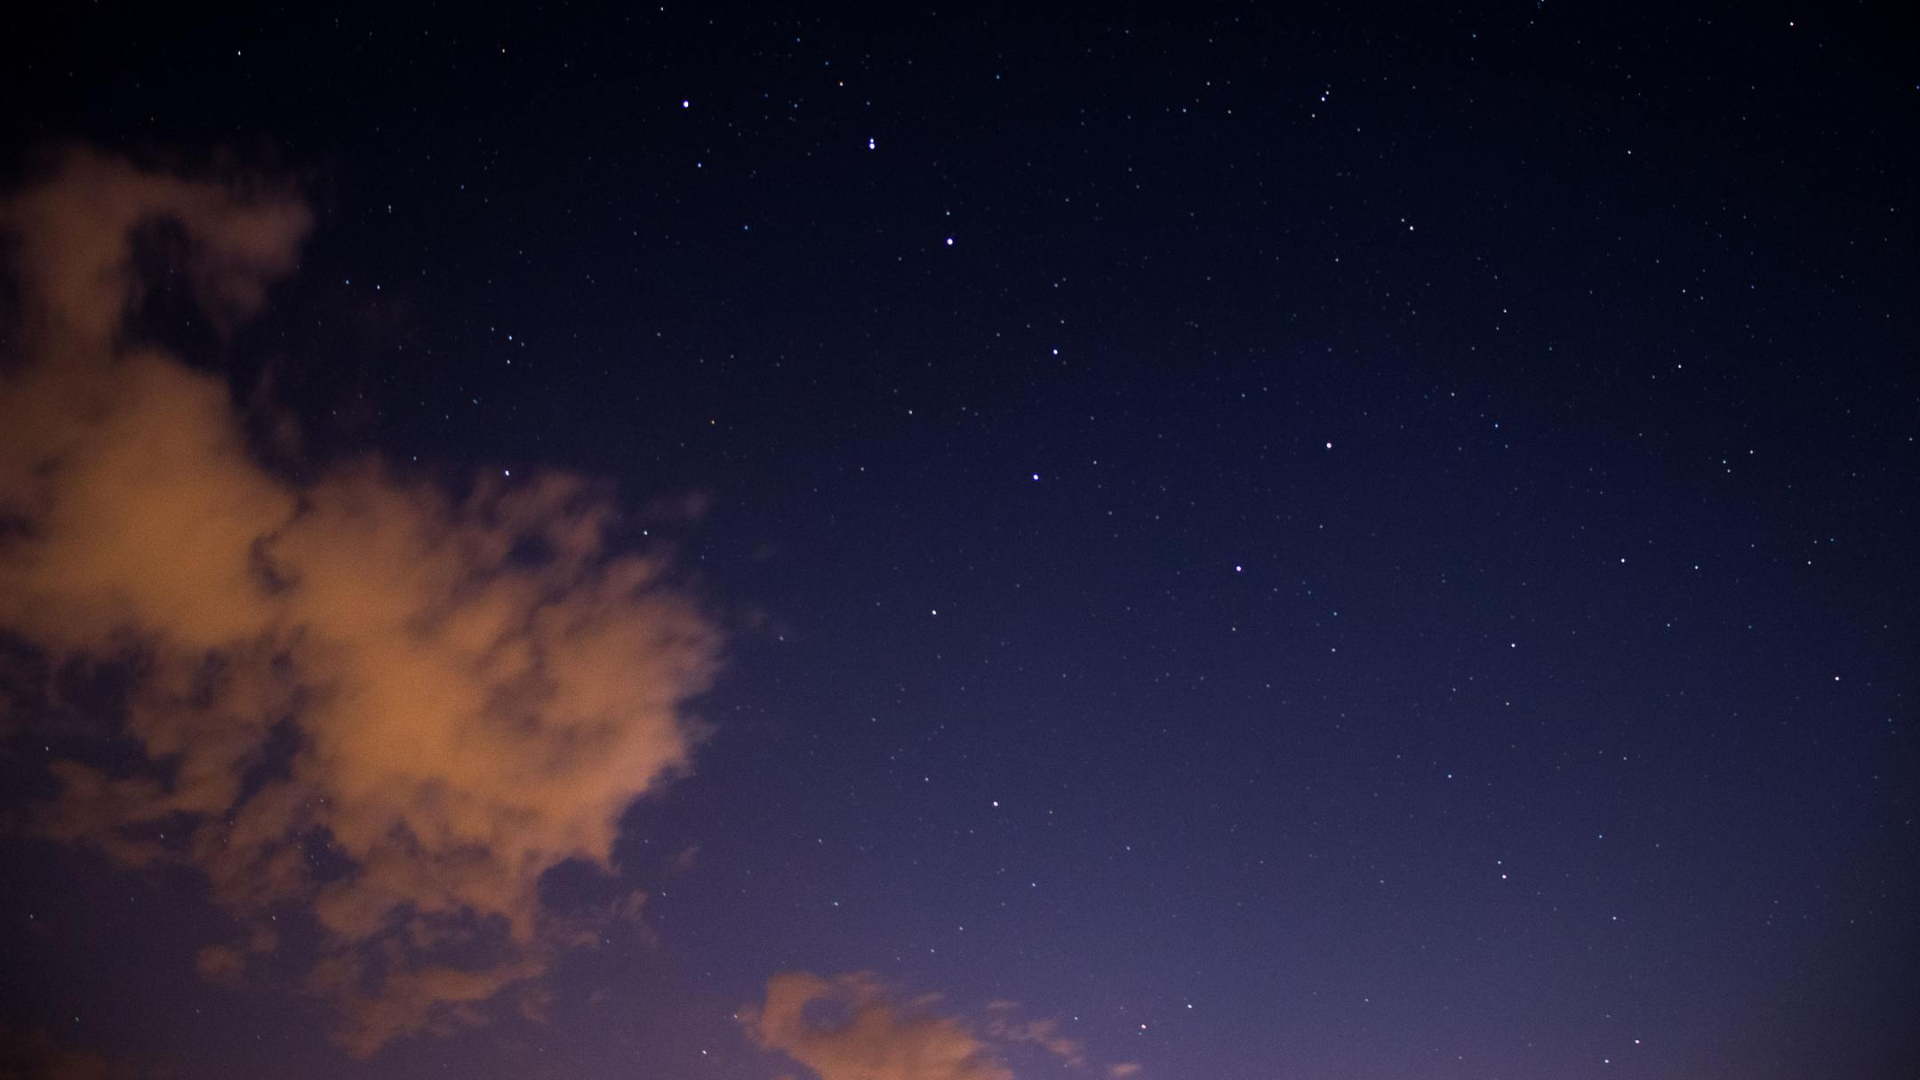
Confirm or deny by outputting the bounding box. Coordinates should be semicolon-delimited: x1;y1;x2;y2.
0;1026;165;1080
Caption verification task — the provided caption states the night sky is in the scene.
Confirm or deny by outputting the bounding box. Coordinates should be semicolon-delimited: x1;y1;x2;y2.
1;3;1915;1079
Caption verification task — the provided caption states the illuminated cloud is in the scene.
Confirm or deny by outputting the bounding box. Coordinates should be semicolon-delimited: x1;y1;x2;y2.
0;149;722;1055
743;973;1141;1080
742;972;1012;1080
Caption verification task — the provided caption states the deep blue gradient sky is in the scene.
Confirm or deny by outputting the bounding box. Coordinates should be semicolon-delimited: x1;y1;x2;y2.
2;3;1915;1079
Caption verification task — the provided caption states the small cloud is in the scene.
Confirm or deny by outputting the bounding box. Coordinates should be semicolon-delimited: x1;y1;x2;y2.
743;972;1134;1080
740;972;1010;1080
984;1015;1085;1068
0;1026;162;1080
644;490;716;524
193;943;247;987
612;888;650;922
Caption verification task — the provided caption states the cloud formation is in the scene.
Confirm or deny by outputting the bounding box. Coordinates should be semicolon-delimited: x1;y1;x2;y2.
742;973;1139;1080
0;1026;160;1080
983;1004;1085;1069
742;972;1012;1080
0;148;722;1055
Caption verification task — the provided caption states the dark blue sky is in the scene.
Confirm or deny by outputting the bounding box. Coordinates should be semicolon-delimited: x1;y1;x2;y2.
2;3;1914;1079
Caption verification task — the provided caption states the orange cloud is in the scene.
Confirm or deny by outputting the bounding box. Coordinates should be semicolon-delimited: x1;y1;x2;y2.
743;974;1141;1080
0;149;722;1055
742;972;1012;1080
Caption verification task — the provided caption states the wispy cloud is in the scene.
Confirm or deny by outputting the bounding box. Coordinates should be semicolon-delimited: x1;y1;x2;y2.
742;971;1012;1080
743;972;1140;1080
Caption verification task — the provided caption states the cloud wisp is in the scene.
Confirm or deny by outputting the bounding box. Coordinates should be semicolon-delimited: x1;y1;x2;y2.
742;972;1139;1080
0;148;722;1055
